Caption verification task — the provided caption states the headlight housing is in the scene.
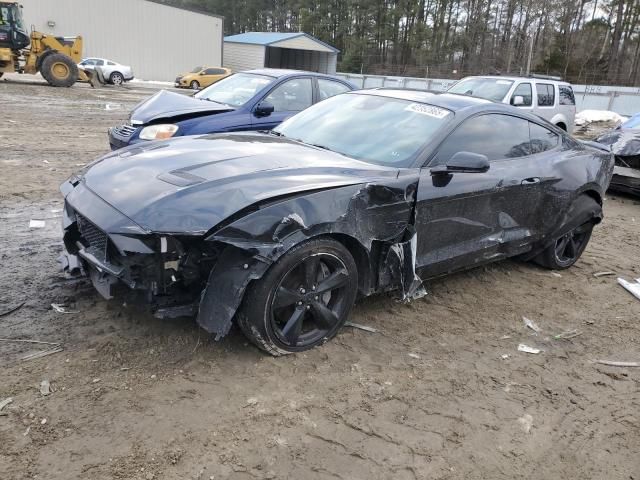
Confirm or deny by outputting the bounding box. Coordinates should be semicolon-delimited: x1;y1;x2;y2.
139;124;179;141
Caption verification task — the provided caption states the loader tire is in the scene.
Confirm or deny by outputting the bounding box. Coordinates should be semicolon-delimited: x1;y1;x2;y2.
41;53;78;87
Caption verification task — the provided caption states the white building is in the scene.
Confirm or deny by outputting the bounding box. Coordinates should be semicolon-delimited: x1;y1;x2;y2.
223;32;339;75
17;0;224;81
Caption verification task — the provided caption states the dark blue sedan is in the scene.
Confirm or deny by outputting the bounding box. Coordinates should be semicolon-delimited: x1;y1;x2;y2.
108;69;355;150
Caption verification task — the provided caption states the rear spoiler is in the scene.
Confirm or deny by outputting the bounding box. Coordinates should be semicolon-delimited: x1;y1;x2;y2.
579;140;612;153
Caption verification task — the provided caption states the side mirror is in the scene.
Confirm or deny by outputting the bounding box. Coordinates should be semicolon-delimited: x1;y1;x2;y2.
254;101;275;117
512;95;525;106
430;151;490;176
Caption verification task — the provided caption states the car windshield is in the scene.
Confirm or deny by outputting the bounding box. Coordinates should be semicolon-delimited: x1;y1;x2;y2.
274;93;452;167
190;66;203;73
194;73;272;107
448;78;514;102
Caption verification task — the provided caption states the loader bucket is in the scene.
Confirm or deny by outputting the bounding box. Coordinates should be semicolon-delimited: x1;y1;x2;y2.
79;67;105;88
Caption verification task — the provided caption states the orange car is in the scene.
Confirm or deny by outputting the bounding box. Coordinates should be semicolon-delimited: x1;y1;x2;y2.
174;66;232;90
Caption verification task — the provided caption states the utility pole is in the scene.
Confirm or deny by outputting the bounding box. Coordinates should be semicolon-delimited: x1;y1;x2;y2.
526;35;534;76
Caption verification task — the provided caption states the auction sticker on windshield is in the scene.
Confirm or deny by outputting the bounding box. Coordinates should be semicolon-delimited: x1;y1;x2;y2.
405;103;450;119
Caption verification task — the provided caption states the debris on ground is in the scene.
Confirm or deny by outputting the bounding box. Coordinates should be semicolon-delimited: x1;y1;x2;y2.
522;316;542;333
518;344;542;354
28;219;45;229
501;354;510;360
553;329;583;340
517;414;534;433
51;303;77;314
550;272;562;278
594;360;640;367
344;322;380;333
0;397;13;414
0;301;25;317
40;380;51;396
22;345;64;361
617;277;640;301
593;271;616;278
408;353;420;359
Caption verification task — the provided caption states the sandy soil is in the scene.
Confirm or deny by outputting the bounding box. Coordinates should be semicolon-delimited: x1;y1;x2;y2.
1;75;639;480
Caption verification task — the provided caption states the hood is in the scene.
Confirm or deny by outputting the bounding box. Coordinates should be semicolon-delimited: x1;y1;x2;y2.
79;133;399;234
130;90;233;124
595;129;640;157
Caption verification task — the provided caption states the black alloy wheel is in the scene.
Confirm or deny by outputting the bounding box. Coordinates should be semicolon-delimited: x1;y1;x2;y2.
237;238;358;355
553;223;591;266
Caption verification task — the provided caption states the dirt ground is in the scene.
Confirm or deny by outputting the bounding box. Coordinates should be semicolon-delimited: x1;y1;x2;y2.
1;75;639;480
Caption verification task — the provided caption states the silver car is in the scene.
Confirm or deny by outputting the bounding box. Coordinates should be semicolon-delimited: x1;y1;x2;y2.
78;58;134;85
448;75;576;133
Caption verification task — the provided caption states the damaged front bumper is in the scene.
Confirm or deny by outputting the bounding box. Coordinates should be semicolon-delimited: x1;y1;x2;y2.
59;181;267;339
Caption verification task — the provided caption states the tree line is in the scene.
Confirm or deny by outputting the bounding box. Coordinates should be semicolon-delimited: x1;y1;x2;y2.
161;0;640;86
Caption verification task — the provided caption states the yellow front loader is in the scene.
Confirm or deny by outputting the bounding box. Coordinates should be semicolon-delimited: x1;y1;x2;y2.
0;2;102;87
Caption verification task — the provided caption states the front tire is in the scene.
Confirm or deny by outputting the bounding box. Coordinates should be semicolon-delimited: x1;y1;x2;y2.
40;53;78;87
237;238;358;355
190;80;200;90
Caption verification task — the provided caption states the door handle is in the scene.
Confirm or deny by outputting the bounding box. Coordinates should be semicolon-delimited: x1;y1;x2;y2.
521;177;540;185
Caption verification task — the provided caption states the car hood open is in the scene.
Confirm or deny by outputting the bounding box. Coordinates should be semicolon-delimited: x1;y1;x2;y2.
77;133;398;234
130;90;234;124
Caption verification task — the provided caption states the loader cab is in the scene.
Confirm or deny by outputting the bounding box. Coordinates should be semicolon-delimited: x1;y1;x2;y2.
0;2;29;50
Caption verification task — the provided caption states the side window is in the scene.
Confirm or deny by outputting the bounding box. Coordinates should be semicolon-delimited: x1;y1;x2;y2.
265;78;313;112
537;83;555;107
204;68;223;75
511;83;532;106
107;61;116;66
317;79;351;100
95;59;105;66
82;59;96;66
559;86;575;105
431;114;531;165
529;122;559;154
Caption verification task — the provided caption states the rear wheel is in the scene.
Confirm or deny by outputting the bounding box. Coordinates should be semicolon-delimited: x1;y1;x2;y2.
190;80;200;90
40;53;78;87
534;196;599;269
237;238;358;356
109;71;124;85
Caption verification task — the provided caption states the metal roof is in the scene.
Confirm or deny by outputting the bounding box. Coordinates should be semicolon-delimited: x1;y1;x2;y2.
224;32;340;53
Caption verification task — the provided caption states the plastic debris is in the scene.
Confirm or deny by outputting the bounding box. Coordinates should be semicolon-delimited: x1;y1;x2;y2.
593;271;615;278
518;344;542;354
522;316;542;333
517;414;534;433
29;220;45;229
617;277;640;301
408;353;420;359
553;329;583;340
550;272;562;278
51;303;77;314
595;360;640;368
344;322;379;333
501;354;510;360
40;380;51;396
0;397;13;413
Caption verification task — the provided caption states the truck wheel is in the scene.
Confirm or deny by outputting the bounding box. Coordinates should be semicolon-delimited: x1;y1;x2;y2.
41;53;78;87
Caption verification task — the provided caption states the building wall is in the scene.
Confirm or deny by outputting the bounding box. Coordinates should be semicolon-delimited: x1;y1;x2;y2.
271;36;334;53
17;0;223;81
223;43;265;72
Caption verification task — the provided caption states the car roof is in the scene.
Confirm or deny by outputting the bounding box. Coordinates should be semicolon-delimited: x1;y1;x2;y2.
354;88;492;111
243;68;347;80
459;75;572;86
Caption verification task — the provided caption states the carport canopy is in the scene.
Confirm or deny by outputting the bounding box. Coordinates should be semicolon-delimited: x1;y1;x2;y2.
223;32;339;74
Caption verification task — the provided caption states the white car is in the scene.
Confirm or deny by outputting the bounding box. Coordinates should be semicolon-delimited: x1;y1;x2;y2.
447;75;576;132
78;58;134;85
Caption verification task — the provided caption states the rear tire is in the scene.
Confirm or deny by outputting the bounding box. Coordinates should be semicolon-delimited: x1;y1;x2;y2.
237;238;358;356
110;71;124;85
40;53;78;87
534;196;599;269
190;80;200;90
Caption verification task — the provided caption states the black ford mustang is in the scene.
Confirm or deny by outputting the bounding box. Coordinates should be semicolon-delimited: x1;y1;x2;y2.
60;89;614;355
